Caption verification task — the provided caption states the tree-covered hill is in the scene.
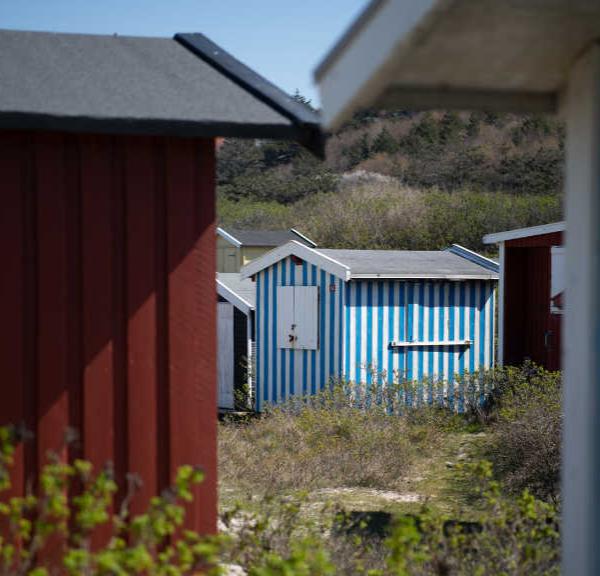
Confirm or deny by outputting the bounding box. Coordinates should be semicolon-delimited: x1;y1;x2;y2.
217;109;564;252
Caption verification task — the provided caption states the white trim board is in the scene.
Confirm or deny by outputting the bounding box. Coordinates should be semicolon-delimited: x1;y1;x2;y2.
240;240;351;281
445;244;499;273
351;273;498;280
216;227;242;248
314;0;441;129
290;228;317;248
483;222;565;245
216;278;253;315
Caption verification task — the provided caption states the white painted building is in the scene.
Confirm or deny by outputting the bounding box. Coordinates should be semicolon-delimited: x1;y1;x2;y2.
314;2;600;573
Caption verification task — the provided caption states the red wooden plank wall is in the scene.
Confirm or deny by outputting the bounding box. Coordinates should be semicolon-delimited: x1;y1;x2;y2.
0;131;217;534
503;231;563;370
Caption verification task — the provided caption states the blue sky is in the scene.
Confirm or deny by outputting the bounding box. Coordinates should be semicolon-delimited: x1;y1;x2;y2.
0;0;368;105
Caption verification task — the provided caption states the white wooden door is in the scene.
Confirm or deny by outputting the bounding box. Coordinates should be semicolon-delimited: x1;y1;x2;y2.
217;302;234;409
277;286;296;348
277;286;318;350
294;286;318;349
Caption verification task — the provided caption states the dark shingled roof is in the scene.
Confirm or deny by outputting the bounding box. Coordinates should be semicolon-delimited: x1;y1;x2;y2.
0;29;323;155
221;228;316;247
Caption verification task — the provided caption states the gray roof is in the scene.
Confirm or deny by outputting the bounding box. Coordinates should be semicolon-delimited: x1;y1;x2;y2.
0;30;322;153
217;273;255;310
319;249;499;279
225;229;315;247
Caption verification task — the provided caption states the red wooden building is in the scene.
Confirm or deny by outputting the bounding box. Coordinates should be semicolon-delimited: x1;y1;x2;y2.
484;222;565;371
0;29;321;535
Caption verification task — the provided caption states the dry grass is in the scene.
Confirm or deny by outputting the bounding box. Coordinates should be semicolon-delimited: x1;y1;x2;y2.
219;386;448;498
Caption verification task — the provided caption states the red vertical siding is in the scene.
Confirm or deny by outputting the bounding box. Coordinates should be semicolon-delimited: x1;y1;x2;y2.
125;137;160;515
166;139;217;533
503;231;563;369
81;135;115;472
0;131;217;540
0;133;29;497
36;133;71;469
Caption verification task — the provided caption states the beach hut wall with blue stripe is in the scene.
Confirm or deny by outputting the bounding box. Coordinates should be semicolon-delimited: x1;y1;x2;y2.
241;241;499;410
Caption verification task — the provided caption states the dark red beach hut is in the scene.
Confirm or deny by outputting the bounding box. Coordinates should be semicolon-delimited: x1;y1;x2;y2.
0;29;321;534
484;222;564;371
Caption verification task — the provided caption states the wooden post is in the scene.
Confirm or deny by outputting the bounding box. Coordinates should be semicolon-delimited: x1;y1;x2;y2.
562;42;600;576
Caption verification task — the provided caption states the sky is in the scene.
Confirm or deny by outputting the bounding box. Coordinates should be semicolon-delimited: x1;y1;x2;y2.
0;0;368;105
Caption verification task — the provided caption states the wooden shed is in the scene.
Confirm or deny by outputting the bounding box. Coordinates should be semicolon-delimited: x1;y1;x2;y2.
0;29;321;536
216;273;256;410
484;222;565;371
217;227;316;273
242;241;498;411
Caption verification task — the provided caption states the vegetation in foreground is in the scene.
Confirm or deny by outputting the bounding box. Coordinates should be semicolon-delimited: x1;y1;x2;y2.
0;364;560;575
219;364;562;574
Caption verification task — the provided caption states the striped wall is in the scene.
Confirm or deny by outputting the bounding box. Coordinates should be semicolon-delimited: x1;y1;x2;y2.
255;256;344;411
255;261;496;410
344;280;495;406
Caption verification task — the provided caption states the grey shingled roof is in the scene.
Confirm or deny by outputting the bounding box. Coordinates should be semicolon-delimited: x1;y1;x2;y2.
0;30;322;153
319;249;499;279
226;229;315;247
217;273;255;309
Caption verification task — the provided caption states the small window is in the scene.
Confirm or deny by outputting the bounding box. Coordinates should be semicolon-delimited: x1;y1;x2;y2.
277;286;318;350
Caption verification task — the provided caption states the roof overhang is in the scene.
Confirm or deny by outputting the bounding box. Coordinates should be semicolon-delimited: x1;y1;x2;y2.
216;227;242;248
176;33;325;156
315;0;600;130
240;240;351;281
241;240;499;281
216;277;253;315
483;221;565;244
290;228;317;248
444;244;499;273
350;273;498;280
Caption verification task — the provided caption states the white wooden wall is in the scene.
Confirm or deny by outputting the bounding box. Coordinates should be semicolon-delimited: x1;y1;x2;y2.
217;302;234;409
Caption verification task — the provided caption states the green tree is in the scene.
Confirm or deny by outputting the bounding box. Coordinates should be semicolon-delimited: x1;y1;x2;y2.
372;127;399;155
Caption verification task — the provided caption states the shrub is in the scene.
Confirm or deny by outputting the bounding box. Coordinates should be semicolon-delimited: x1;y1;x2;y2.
0;427;221;576
486;363;562;502
219;384;443;495
377;461;560;575
221;462;560;575
293;183;561;253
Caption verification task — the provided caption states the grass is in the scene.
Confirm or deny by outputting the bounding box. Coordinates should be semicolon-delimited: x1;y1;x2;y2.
217;374;561;574
218;387;489;517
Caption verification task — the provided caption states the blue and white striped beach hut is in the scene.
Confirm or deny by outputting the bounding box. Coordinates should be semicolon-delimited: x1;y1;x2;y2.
241;241;499;411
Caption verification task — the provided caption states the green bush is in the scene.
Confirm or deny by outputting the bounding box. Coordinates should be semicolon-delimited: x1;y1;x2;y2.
375;461;560;576
485;364;562;502
292;183;561;253
0;427;221;576
221;462;560;575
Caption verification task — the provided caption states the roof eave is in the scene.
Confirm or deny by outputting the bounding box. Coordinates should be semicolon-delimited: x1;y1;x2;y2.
216;227;242;247
483;221;566;244
176;33;326;158
349;273;499;281
240;240;350;281
314;0;594;130
216;278;253;315
0;110;315;143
